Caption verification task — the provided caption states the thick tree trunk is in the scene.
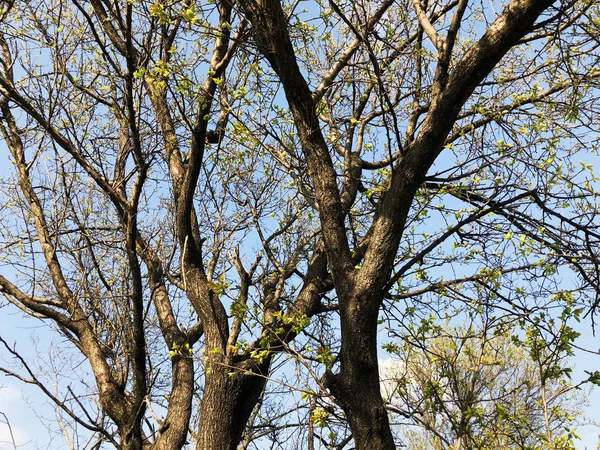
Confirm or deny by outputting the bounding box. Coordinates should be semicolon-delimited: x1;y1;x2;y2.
326;291;396;450
120;432;144;450
196;359;268;450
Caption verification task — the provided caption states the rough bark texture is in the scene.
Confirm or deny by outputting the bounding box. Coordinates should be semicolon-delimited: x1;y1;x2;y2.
196;360;269;450
325;290;395;449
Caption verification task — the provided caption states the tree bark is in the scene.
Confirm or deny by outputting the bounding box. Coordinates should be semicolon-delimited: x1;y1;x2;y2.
325;291;396;449
196;359;268;450
151;357;195;450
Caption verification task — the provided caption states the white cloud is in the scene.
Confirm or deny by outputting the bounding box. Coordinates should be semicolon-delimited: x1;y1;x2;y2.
0;418;30;450
379;357;401;375
379;358;405;401
0;386;31;449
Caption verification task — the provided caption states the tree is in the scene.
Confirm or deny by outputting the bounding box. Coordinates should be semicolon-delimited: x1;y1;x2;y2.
381;317;588;449
0;0;598;449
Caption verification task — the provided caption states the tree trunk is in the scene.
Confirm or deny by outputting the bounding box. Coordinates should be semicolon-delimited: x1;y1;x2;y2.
196;359;269;450
326;291;396;450
120;432;144;450
151;357;195;450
